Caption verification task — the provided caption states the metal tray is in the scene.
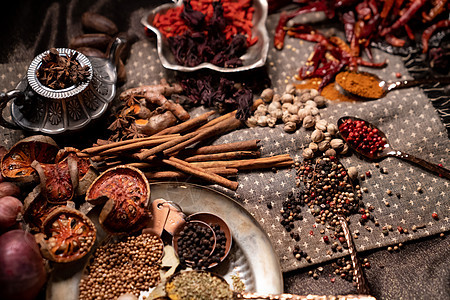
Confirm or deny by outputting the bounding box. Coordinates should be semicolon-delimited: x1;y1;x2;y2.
46;182;283;299
141;0;269;72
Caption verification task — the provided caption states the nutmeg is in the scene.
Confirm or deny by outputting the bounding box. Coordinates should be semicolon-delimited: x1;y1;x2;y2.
311;129;325;143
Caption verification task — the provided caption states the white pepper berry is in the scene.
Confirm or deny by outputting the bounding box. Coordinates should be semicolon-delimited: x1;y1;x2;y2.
327;123;338;135
297;108;311;120
285;83;296;94
318;140;330;152
325;148;336;156
302;148;314;159
281;93;294;103
314;95;327;107
315;119;328;131
309;142;319;152
311;129;325;143
302;115;315;128
284;121;297;132
309;89;319;97
330;138;345;150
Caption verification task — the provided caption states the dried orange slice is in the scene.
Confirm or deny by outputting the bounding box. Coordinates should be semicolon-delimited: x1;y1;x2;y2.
86;165;151;235
1;135;59;183
35;207;96;263
23;186;60;232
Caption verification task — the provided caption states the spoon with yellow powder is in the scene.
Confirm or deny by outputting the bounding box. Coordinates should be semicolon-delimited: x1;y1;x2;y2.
335;71;450;99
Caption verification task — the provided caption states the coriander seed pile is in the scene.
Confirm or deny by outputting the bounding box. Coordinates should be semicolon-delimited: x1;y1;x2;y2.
79;233;164;300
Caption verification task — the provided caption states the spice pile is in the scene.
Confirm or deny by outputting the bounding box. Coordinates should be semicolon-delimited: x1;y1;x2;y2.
36;48;90;90
335;71;385;99
79;233;164;300
152;0;256;67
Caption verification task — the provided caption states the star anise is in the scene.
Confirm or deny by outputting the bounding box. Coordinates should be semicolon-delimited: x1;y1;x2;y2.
124;123;146;140
107;116;129;131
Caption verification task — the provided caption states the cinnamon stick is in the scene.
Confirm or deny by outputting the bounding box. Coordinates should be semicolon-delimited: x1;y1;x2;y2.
154;111;216;136
197;110;236;130
144;167;238;180
178;139;260;156
190;154;293;170
184;151;261;162
92;136;177;157
81;134;179;154
161;157;239;191
163;115;243;156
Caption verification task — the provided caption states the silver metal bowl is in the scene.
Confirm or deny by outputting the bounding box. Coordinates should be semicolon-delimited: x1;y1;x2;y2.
141;0;269;72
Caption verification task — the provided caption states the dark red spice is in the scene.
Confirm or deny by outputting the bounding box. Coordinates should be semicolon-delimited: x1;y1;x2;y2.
339;118;387;158
432;212;439;220
323;236;329;243
361;214;368;220
397;226;404;233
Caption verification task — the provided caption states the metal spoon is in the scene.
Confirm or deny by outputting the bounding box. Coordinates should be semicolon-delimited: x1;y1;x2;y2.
338;116;450;180
335;71;450;99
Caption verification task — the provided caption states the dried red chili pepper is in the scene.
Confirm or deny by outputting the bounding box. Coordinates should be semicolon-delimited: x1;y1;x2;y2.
35;207;96;263
422;19;450;53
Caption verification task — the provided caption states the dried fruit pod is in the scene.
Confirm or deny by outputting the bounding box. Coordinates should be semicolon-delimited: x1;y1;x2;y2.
315;119;328;131
311;129;324;143
309;142;318;152
318;140;331;152
81;12;119;36
284;121;297;133
31;156;79;205
260;88;274;103
302;115;315;128
86;165;151;235
325;148;336;157
330;138;345;150
35;207;96;263
302;148;314;159
327;123;338;135
23;186;59;232
1;135;59;183
69;33;113;52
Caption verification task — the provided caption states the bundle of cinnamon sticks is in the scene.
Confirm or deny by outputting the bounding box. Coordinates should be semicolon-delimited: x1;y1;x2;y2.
80;101;294;191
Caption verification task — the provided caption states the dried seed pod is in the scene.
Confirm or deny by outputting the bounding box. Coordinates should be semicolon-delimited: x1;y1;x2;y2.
281;93;294;103
330;139;345;150
340;143;350;154
282;111;291;124
305;100;317;108
268;101;281;112
257;115;268;126
288;114;301;124
296;88;310;97
246;116;257;127
318;140;330;152
347;166;358;180
261;88;274;103
284;121;297;132
272;94;281;102
327;123;338;135
302;148;314;159
297;108;311;120
302;115;315;128
288;104;300;115
311;129;324;143
309;142;319;152
324;132;332;141
325;148;336;157
282;102;292;112
255;104;268;115
314;95;327;107
285;83;296;95
267;116;277;127
310;107;320;116
309;89;319;97
81;12;119;36
315;119;328;131
299;93;311;102
270;108;283;120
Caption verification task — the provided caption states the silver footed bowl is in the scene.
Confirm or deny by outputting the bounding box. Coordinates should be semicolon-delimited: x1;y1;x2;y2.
0;37;125;135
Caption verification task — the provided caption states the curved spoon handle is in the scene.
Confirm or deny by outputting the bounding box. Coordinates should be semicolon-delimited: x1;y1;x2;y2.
388;76;450;91
236;293;376;300
387;150;450;180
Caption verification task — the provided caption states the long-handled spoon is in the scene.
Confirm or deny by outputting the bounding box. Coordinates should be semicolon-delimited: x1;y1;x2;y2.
335;71;450;99
338;116;450;180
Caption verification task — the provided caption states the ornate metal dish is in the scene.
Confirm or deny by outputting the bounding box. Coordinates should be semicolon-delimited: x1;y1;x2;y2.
45;182;283;299
141;0;269;72
0;38;125;134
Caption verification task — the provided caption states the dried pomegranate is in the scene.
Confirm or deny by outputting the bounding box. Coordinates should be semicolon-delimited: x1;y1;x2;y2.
32;156;78;205
86;165;151;235
1;135;59;183
35;207;96;263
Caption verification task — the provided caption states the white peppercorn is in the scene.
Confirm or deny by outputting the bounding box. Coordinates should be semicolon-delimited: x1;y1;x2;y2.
302;115;315;128
302;148;314;159
288;114;301;124
285;83;296;94
305;100;317;108
309;89;319;97
282;111;291;123
288;104;301;115
271;109;283;120
272;93;281;103
298;108;311;120
282;102;293;112
268;101;281;112
311;129;325;143
299;93;311;102
261;88;274;103
255;104;268;115
267;116;277;127
310;107;320;116
284;121;297;132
